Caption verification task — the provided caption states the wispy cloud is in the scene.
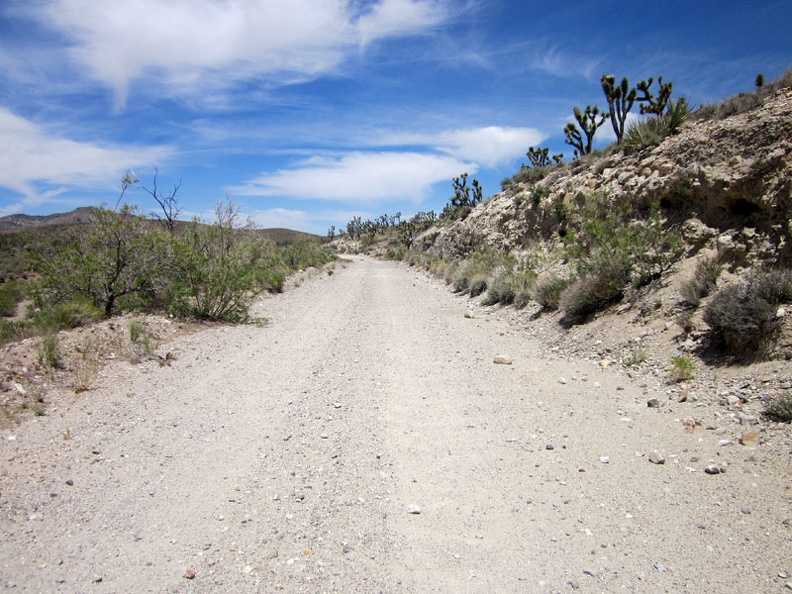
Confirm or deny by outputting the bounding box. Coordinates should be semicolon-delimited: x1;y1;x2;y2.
387;126;545;167
35;0;450;108
232;151;473;205
0;107;173;211
528;45;601;80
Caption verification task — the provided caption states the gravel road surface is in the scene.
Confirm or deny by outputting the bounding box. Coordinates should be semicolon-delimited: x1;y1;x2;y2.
2;257;791;593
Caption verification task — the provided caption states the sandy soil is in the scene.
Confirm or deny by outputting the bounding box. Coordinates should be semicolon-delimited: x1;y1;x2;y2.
1;256;791;593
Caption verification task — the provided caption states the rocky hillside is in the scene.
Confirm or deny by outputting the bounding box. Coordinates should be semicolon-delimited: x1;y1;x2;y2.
422;87;792;271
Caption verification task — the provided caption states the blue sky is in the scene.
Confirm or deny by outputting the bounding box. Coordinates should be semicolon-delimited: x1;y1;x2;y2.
0;1;789;234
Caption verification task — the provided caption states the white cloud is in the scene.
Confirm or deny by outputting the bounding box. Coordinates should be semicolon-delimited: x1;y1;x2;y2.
432;126;544;167
380;126;545;166
0;107;173;208
233;151;473;205
38;0;449;107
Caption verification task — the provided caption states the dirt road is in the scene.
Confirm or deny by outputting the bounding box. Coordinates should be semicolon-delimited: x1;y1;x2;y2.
1;257;791;592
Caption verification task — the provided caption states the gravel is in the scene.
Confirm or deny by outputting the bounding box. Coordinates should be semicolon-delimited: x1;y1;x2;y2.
1;257;791;592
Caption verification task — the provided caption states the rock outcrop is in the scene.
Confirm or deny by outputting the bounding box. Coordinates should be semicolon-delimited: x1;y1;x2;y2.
420;88;792;267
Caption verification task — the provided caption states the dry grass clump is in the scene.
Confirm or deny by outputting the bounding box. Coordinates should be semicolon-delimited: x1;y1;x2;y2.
703;269;792;358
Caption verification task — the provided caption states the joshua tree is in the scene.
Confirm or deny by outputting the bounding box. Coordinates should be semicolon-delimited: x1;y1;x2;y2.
601;74;637;143
636;76;673;116
755;73;765;90
564;105;608;157
527;146;564;167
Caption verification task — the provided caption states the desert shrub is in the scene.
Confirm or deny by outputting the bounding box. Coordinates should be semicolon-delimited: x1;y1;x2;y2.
703;269;792;357
559;196;683;323
529;184;550;206
623;98;691;153
681;255;722;307
716;92;762;119
32;297;103;332
279;239;335;271
0;320;35;344
566;197;683;290
481;266;537;307
559;271;625;323
669;354;695;382
37;331;61;368
533;274;573;310
766;393;792;423
165;203;277;322
503;165;548;190
0;280;25;317
469;275;488;297
481;268;514;306
449;248;508;295
129;320;157;360
31;206;165;317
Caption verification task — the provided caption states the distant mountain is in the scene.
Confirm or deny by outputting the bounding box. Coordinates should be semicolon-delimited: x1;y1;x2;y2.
0;208;322;243
0;207;98;232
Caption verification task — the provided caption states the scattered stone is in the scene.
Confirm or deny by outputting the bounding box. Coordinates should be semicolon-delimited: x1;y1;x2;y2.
719;439;733;447
713;427;728;435
65;479;74;486
184;569;196;580
558;377;567;384
546;444;555;450
493;355;512;365
647;398;660;408
407;504;422;514
599;456;610;464
569;580;580;589
740;431;760;446
726;395;743;406
738;415;759;426
704;465;721;475
583;568;596;577
333;402;342;409
320;433;329;439
648;451;666;465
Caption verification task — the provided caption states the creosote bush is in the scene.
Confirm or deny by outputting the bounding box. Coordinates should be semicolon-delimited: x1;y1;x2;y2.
703;269;792;358
558;195;683;324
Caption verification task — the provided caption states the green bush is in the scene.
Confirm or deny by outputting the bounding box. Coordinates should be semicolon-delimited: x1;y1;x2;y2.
31;206;165;316
558;196;683;324
482;267;537;307
766;393;792;423
32;297;103;332
449;248;507;296
0;319;34;344
166;204;276;322
37;331;61;368
669;354;695;382
0;280;25;317
703;269;792;357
